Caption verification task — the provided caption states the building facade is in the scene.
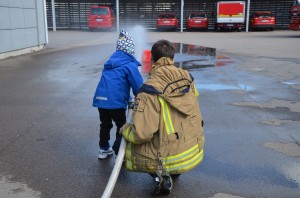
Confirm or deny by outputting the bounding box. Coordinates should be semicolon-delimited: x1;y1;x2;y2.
0;0;48;59
46;0;294;30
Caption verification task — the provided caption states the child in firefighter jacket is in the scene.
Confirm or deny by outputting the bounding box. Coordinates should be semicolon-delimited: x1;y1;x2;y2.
120;39;205;194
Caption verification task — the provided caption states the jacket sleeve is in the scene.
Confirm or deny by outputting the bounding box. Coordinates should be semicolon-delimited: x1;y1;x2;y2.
122;93;160;144
127;63;143;96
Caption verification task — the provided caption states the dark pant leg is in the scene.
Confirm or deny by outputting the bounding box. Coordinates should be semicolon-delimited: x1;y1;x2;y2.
98;108;113;148
110;109;126;154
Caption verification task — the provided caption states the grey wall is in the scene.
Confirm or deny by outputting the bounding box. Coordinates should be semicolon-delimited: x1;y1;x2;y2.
0;0;47;54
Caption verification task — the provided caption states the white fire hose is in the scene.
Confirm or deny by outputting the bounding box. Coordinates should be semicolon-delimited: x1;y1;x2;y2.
101;108;133;198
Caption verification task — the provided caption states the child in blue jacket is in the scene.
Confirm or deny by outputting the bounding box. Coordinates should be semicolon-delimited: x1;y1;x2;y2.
93;30;143;159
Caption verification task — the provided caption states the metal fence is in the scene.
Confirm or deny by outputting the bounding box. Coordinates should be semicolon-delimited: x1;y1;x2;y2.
46;0;294;30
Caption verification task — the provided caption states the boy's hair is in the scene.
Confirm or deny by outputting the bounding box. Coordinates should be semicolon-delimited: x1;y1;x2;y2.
151;40;175;63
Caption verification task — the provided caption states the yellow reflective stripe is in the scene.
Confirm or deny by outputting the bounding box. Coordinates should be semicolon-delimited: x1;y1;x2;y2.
158;97;171;134
123;127;130;140
125;142;133;170
194;84;199;97
158;97;174;135
163;144;199;164
123;127;135;143
129;131;134;142
164;149;204;172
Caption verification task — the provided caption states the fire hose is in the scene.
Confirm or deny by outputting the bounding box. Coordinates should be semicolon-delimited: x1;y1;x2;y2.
101;104;133;198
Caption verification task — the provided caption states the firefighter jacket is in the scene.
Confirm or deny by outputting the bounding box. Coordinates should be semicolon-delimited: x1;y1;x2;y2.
121;57;205;174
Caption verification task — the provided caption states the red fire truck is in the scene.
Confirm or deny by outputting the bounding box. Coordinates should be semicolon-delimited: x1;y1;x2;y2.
290;0;300;30
215;1;246;31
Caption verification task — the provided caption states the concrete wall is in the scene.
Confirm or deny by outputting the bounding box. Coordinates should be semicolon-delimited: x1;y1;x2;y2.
0;0;48;59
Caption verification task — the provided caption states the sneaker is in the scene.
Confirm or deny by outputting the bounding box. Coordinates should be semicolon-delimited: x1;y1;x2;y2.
98;147;114;159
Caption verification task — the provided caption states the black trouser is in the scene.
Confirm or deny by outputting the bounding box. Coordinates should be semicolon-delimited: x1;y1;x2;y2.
98;108;126;154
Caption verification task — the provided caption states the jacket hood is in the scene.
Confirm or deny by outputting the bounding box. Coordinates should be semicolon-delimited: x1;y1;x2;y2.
147;57;197;115
104;50;141;69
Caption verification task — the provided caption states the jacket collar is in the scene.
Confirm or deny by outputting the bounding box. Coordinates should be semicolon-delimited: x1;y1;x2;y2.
150;57;174;76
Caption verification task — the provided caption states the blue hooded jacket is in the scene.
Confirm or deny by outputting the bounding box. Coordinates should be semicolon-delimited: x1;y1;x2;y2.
93;50;143;109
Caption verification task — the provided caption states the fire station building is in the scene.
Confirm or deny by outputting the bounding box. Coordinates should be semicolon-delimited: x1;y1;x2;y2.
0;0;296;58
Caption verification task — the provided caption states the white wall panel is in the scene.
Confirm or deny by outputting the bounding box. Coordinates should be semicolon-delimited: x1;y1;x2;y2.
0;30;13;53
24;9;37;28
9;0;23;8
9;7;25;29
0;0;9;6
12;29;27;49
0;7;10;29
25;28;38;47
23;0;36;8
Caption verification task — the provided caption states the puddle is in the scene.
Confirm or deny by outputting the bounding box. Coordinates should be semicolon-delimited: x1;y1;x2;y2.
140;43;238;78
196;83;237;91
195;83;253;91
215;54;235;67
141;43;218;73
172;43;216;69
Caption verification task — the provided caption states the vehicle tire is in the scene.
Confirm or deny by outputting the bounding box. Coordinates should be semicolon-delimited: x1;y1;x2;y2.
270;27;274;31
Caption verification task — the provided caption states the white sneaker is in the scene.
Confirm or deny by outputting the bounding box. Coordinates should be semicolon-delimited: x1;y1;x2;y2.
98;147;114;159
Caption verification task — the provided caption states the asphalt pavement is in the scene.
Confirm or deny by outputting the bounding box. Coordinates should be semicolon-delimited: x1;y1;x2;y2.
0;29;300;198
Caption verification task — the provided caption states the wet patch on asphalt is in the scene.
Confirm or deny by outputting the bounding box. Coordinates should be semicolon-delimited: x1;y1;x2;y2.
210;193;245;198
262;119;300;126
232;99;300;113
0;175;41;198
263;142;300;157
238;57;300;82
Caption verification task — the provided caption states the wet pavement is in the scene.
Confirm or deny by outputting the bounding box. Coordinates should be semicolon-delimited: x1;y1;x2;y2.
0;30;300;198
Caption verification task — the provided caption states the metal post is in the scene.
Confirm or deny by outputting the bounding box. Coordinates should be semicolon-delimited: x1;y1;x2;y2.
246;0;250;32
34;0;40;45
51;0;56;31
180;0;184;32
43;0;48;44
179;43;183;68
116;0;119;32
